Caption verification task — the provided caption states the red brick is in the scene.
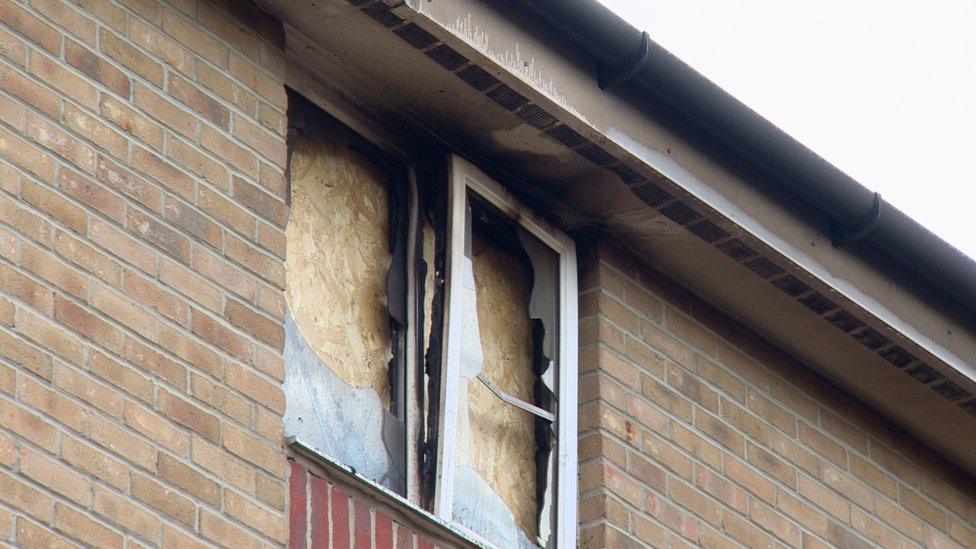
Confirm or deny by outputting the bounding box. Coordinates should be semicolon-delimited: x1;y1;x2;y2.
331;484;350;549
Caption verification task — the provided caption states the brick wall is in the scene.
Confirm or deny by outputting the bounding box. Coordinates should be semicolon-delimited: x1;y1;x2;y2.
288;458;464;549
577;238;976;548
0;0;290;546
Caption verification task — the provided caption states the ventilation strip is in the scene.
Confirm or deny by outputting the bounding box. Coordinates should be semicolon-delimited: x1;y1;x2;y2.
348;0;976;416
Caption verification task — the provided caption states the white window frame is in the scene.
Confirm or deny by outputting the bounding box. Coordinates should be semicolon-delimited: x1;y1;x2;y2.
433;155;578;547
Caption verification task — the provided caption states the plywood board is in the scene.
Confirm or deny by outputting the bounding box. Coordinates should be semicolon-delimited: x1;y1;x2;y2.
285;136;393;405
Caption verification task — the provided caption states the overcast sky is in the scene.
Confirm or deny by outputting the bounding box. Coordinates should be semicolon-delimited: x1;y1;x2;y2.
598;0;976;261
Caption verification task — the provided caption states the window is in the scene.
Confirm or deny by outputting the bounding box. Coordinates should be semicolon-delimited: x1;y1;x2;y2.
283;93;577;548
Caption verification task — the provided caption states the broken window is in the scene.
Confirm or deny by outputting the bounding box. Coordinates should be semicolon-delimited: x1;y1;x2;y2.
283;93;577;547
429;156;578;548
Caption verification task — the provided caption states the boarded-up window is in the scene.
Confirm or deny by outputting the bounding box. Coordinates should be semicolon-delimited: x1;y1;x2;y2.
283;95;407;494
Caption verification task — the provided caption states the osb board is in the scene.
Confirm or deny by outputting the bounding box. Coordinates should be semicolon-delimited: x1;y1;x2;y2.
467;228;538;539
285;136;392;406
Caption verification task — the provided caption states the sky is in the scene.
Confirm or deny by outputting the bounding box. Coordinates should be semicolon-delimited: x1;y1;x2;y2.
597;0;976;261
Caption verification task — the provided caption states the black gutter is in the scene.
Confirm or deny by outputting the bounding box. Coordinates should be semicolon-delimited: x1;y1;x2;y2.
515;0;976;315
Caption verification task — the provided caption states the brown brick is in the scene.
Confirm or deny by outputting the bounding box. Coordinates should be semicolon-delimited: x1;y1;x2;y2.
255;282;285;321
99;27;163;87
223;421;284;476
199;508;263;549
158;388;221;442
56;502;124;548
716;342;769;390
695;410;743;454
771;430;821;477
157;452;221;506
192;308;252;362
131;473;196;526
124;401;190;456
0;80;26;127
226;489;286;542
62;103;128;160
125;337;187;390
197;60;258;116
93;485;161;543
128;208;191;263
159;257;221;313
54;229;121;285
75;0;126;34
234;177;286;227
16;517;75;549
256;220;284;258
798;421;847;467
921;475;973;520
722;398;770;444
164;196;223;249
129;17;194;75
225;232;284;286
798;474;850;522
228;51;285;107
201;125;258;177
64;39;129;97
900;487;946;530
133;83;197;140
669;477;722;526
199;186;256;236
579;492;628;527
17;307;85;366
724;454;776;504
747;441;796;487
20;446;90;505
0;192;53;245
751;501;801;547
203;7;260;58
59;167;124;223
646;490;698;541
258;102;286;136
159;325;221;377
0;295;12;327
30;52;98;109
0;62;59;118
163;9;227;66
91;349;152;402
19;374;88;434
124;269;189;325
0;0;61;54
90;414;157;470
226;361;283;413
0;330;53;380
6;250;63;308
191;436;255;492
90;219;157;275
851;507;900;547
22;180;86;234
258;161;286;198
169;74;230;128
60;435;128;490
0;469;54;521
723;511;774;549
30;0;96;45
638;379;687;426
193;246;255;300
163;525;210;549
233;114;285;166
100;95;164;149
54;294;124;354
0;25;27;66
255;473;285;511
226;298;282;349
92;283;158;340
695;466;748;514
874;497;924;542
869;441;919;487
168;137;230;191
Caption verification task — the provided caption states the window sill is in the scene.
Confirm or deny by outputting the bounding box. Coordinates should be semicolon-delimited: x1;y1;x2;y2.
287;436;490;548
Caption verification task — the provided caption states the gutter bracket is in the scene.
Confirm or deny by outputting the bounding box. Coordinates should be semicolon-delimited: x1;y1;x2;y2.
598;31;650;90
831;191;882;247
